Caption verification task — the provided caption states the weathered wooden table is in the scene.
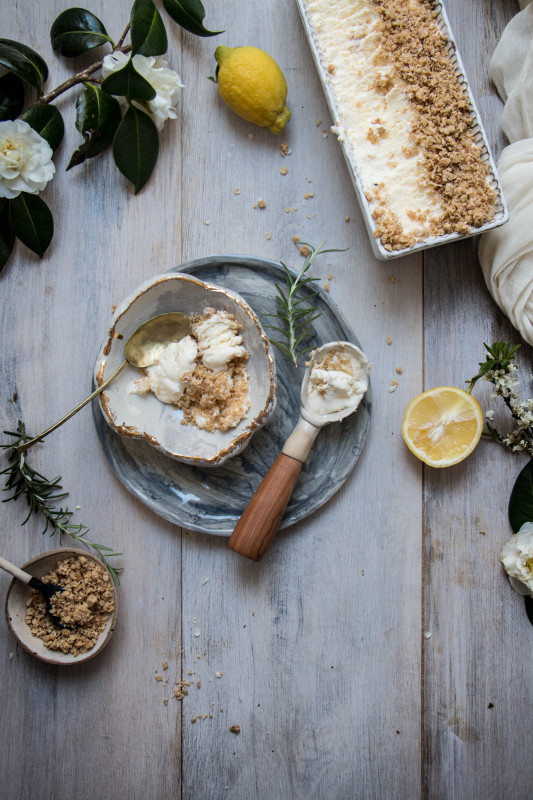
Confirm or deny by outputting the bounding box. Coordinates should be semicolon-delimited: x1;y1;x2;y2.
2;1;531;798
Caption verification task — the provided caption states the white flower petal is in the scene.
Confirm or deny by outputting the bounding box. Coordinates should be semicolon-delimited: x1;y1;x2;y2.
0;119;55;199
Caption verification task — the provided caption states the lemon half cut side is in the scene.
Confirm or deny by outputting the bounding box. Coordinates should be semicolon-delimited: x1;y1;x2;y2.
401;386;484;468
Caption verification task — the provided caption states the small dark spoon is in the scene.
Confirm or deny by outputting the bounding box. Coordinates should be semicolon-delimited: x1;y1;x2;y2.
0;556;69;628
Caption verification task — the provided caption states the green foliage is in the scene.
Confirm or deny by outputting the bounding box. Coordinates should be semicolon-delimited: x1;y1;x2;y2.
112;105;159;193
1;421;122;585
20;104;64;151
67;84;121;169
8;193;53;258
265;242;346;367
0;72;24;121
130;0;168;56
50;8;113;56
0;1;221;271
466;341;522;393
101;58;156;101
0;39;49;94
0;200;15;272
509;459;533;533
162;0;223;37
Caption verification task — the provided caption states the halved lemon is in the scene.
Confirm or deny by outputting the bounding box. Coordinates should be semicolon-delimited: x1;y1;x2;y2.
401;386;483;468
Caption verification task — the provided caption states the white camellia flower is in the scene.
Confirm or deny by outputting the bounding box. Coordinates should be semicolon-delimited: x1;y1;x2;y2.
500;522;533;596
102;52;184;132
0;119;55;200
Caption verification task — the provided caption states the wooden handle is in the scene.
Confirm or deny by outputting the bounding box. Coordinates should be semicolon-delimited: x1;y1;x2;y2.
0;556;31;584
228;453;303;561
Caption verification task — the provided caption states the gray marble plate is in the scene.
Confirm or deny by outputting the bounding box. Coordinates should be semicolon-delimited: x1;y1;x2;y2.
92;255;372;535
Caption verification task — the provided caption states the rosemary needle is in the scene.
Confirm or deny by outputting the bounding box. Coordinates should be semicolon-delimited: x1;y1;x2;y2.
266;241;347;367
1;420;122;586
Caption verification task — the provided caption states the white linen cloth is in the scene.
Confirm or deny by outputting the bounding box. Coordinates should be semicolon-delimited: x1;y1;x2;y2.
478;139;533;346
478;0;533;345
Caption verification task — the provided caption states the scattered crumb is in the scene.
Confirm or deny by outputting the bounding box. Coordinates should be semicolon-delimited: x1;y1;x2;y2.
111;304;117;313
299;245;310;257
304;192;315;199
162;661;168;671
479;530;486;536
163;699;168;706
204;220;210;226
266;232;272;240
386;336;392;345
328;273;332;280
424;631;432;639
280;142;289;157
324;282;330;292
191;718;197;723
215;672;223;678
230;725;241;734
197;680;201;689
233;188;240;195
255;198;266;209
155;674;163;681
280;166;288;175
396;367;403;374
488;702;494;709
388;276;397;283
292;235;300;243
388;380;399;392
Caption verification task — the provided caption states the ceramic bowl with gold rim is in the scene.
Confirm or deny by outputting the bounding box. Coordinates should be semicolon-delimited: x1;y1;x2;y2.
94;271;277;466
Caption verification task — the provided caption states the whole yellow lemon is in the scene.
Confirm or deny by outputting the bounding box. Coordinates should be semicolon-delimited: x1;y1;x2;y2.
214;45;291;134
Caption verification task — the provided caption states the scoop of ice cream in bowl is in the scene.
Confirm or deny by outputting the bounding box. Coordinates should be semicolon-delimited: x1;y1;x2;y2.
94;272;277;466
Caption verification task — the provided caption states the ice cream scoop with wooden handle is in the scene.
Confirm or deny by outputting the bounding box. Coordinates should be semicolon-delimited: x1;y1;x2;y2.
228;342;370;561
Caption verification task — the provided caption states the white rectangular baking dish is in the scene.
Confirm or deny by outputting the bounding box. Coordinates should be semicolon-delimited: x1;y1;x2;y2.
295;0;509;260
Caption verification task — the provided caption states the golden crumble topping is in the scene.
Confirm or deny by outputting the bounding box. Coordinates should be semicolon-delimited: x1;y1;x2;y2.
25;556;114;656
367;0;497;249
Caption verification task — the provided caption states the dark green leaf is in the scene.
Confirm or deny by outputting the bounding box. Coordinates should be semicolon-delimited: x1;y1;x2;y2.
101;58;156;101
162;0;223;37
0;200;15;272
8;193;53;258
50;8;112;57
0;72;24;121
112;105;159;193
0;39;48;93
67;84;121;169
509;459;533;533
20;104;64;152
131;0;168;56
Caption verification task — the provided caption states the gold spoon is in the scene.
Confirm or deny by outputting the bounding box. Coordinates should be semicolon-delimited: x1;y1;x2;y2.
17;312;191;454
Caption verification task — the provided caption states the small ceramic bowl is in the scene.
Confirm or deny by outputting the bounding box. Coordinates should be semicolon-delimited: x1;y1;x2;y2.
4;548;118;666
94;271;277;466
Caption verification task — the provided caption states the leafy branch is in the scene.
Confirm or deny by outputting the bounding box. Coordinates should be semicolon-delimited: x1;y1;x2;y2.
0;0;222;271
265;241;346;367
1;420;122;585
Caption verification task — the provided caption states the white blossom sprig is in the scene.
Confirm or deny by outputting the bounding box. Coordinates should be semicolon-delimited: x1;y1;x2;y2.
467;341;533;455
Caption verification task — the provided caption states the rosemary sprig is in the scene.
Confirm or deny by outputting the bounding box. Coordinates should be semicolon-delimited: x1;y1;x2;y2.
266;241;346;367
1;420;122;585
